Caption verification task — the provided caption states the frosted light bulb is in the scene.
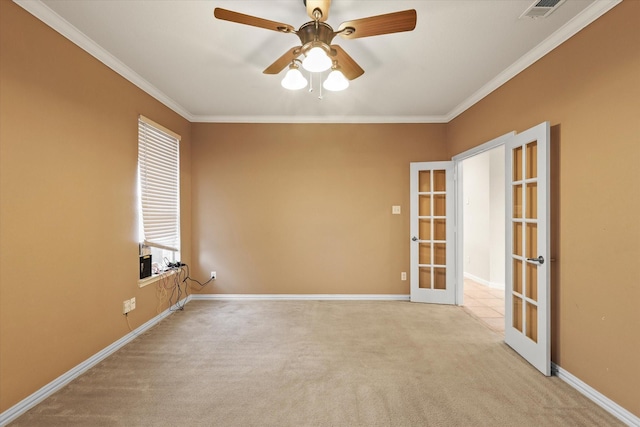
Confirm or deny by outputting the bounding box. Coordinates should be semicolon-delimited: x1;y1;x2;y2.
323;69;349;91
281;67;307;90
302;47;332;73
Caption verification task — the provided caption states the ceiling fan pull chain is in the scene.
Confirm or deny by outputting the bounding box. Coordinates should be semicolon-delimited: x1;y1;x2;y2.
309;71;314;93
318;76;323;100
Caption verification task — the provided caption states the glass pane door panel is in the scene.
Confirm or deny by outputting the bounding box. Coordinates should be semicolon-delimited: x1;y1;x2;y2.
513;259;523;294
526;223;537;259
419;267;432;289
434;219;446;240
419;219;431;240
434;243;446;265
513;146;523;181
526;263;538;301
434;268;446;289
504;122;550;376
526;142;538;179
526;303;538;342
513;297;523;332
433;195;446;216
513;223;523;256
419;171;431;192
513;185;523;218
433;170;446;192
526;183;538;219
419;244;431;264
410;161;454;305
419;196;431;216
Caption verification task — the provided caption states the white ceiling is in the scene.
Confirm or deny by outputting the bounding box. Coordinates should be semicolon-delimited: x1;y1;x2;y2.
16;0;619;123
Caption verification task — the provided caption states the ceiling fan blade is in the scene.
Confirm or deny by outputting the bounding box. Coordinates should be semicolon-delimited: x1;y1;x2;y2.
263;47;303;74
330;45;364;80
337;9;417;40
306;0;331;22
214;8;295;33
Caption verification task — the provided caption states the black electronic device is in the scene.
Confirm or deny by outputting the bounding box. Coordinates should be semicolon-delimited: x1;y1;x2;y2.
140;255;152;279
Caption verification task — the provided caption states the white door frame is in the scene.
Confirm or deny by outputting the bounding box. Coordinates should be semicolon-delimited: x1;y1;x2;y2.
452;132;516;305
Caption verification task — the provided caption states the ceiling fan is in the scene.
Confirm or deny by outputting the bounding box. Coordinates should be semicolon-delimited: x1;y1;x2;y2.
213;0;416;91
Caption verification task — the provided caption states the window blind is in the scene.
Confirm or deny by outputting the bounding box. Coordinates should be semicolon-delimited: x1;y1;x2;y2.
138;116;180;252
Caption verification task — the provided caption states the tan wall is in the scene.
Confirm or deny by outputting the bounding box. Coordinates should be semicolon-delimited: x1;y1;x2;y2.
1;0;638;419
0;2;191;411
447;1;640;415
191;123;447;295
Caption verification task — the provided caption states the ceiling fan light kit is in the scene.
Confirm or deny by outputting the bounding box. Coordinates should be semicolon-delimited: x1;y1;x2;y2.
281;62;308;90
323;68;349;91
214;0;416;96
302;46;333;73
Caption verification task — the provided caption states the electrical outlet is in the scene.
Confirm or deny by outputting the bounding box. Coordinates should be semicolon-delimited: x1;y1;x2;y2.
210;271;217;280
130;297;136;310
401;272;407;281
123;300;132;314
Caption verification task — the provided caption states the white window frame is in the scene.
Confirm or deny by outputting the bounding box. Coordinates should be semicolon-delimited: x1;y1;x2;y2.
137;115;181;272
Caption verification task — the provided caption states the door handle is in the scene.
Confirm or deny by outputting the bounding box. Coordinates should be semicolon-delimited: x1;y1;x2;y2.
527;255;545;265
411;236;418;241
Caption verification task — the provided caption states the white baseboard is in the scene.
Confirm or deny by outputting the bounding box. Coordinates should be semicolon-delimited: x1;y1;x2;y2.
0;296;191;427
552;362;639;426
463;272;504;290
191;294;410;301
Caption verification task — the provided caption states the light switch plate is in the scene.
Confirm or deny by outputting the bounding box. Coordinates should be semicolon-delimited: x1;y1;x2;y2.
392;205;401;214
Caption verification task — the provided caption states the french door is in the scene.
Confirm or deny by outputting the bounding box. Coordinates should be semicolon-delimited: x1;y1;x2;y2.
410;123;550;375
505;122;551;376
409;162;455;304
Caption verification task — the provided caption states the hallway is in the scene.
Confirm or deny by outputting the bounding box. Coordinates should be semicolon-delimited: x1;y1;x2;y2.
462;278;505;335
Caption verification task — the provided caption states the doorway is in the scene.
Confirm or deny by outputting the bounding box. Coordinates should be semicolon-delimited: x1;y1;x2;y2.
460;145;506;334
446;124;551;374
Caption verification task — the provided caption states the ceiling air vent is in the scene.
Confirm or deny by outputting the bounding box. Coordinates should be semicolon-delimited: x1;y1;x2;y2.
520;0;566;19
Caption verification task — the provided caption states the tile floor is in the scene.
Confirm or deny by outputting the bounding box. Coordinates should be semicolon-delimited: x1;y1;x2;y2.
462;278;505;334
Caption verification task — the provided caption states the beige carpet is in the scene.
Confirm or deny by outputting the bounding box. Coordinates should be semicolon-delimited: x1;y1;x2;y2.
11;300;621;426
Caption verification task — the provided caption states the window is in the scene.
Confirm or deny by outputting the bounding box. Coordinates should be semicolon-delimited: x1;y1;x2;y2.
138;115;181;270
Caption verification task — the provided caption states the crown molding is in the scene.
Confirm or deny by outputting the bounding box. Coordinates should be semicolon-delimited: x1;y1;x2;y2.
13;0;195;122
189;115;450;124
445;0;623;122
14;0;622;125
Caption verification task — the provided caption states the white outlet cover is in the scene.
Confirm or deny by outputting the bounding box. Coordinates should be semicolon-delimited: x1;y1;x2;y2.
130;297;136;310
392;205;401;214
